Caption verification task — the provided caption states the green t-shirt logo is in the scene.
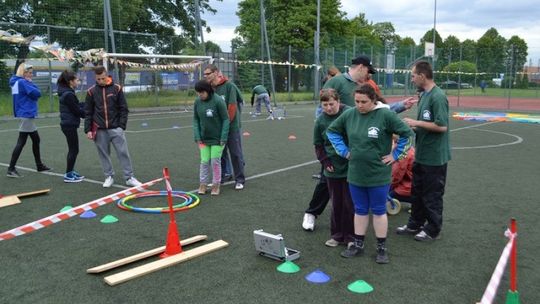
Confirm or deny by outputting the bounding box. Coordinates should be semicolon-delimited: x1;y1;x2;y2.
422;110;432;121
368;127;380;138
205;109;214;117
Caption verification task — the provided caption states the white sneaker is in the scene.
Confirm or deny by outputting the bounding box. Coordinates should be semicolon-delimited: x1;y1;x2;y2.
126;177;142;187
103;176;114;188
235;183;244;190
302;213;315;231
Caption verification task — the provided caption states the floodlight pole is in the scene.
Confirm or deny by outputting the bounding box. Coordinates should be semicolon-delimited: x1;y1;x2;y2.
432;0;437;74
314;0;321;102
104;0;119;81
259;0;276;106
194;0;205;54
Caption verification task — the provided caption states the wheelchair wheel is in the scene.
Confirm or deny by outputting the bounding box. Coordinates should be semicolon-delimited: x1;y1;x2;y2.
386;199;401;215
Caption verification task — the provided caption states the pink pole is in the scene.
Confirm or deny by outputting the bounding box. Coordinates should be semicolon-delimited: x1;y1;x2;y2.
509;218;517;292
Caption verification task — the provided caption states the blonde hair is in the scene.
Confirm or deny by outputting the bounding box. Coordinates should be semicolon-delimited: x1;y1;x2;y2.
16;63;32;77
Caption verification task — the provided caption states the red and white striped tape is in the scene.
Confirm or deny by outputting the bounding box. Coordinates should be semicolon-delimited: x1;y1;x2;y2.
0;177;163;241
479;229;517;304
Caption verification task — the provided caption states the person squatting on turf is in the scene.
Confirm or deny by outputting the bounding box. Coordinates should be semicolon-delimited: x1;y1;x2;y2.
302;55;417;232
313;89;354;247
203;64;246;190
397;61;451;242
84;66;141;188
327;84;414;264
389;134;415;204
250;84;274;119
57;70;85;183
7;63;51;178
192;80;230;196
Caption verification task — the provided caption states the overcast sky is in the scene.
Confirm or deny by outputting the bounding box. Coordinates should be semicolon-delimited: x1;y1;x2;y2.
202;0;540;64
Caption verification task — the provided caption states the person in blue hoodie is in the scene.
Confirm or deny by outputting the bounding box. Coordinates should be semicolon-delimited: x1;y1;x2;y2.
7;63;50;178
57;70;85;183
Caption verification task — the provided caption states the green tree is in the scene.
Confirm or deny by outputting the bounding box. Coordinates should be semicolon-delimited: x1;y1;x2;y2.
476;28;506;77
0;61;9;91
440;35;461;68
204;41;222;53
235;0;349;90
0;0;220;70
461;39;477;65
443;60;477;83
505;36;528;73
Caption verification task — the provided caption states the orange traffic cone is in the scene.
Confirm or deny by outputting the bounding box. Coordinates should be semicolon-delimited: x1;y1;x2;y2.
159;167;183;258
159;219;182;258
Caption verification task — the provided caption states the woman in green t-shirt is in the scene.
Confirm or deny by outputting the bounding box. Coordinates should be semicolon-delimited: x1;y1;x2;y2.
327;84;413;264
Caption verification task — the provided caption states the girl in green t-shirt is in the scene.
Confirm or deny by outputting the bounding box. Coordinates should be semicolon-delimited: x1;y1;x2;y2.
192;80;230;195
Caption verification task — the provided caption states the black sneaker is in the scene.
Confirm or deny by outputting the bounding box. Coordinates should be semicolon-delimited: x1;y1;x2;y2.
7;169;22;178
340;240;364;258
396;224;422;235
37;164;51;172
375;244;389;264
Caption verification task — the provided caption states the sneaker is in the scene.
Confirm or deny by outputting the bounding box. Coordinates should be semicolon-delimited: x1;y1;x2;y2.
64;172;83;183
302;213;315;231
103;176;114;188
126;177;142;187
6;169;22;178
396;224;422;235
198;184;207;195
72;171;85;179
266;114;275;120
375;244;390;264
325;239;341;247
36;164;51;172
235;183;244;190
222;174;233;181
211;184;220;195
414;230;440;242
340;240;365;258
312;174;321;179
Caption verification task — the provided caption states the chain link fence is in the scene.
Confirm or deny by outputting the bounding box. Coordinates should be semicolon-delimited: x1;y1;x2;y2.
2;19;539;115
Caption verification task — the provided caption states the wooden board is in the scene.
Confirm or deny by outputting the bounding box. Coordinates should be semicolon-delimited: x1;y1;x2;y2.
0;196;21;208
87;235;207;273
16;189;50;198
104;240;229;286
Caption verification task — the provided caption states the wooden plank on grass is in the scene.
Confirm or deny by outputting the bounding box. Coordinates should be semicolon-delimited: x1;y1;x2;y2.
87;235;208;273
104;240;229;286
16;189;50;198
0;196;22;209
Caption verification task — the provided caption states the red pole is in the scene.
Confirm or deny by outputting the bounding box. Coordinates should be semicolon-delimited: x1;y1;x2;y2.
160;167;182;258
509;218;517;292
163;168;175;222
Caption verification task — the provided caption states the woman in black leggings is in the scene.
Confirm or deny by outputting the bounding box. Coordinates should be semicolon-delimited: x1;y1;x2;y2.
57;70;85;183
7;63;50;178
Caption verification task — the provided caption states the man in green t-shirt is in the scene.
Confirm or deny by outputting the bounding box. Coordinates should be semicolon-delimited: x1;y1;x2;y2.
396;61;451;242
203;64;246;190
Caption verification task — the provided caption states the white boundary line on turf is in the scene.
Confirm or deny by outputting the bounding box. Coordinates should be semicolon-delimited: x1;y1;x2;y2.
452;129;523;150
0;120;519;192
450;121;524;149
0;162;130;189
125;115;304;133
0;125;59;133
0;114;304;134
